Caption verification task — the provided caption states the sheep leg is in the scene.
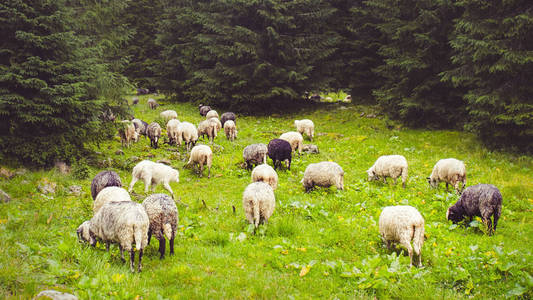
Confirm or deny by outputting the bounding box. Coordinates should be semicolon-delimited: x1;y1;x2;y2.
163;182;174;198
158;236;166;259
400;241;414;267
445;182;449;191
207;166;211;179
493;207;501;232
143;176;152;193
147;229;152;245
287;158;291;170
129;249;135;273
169;235;175;255
199;163;204;177
484;217;494;236
393;178;397;185
128;177;138;193
105;242;110;252
119;245;125;262
137;249;143;272
383;177;387;184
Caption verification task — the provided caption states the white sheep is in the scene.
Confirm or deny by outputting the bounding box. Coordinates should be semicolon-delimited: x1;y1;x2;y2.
294;119;315;141
251;164;278;190
301;161;344;192
206;110;219;119
147;98;158;110
187;145;213;178
242;182;275;228
142;194;179;259
224;120;237;141
367;155;408;188
93;186;131;214
379;205;425;267
77;201;149;272
160;110;178;121
427;158;466;193
118;120;138;147
166;119;180;145
128;160;180;199
243;143;268;170
177;121;198;152
279;131;304;155
197;119;217;143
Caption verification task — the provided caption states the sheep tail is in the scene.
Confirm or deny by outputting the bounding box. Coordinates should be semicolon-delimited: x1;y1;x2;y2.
412;224;424;257
134;224;143;251
163;223;173;240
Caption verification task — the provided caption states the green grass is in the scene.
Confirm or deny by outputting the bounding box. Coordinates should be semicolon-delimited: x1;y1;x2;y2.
0;95;531;299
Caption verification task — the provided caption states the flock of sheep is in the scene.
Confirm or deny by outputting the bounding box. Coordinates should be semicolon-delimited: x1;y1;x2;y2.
77;97;504;272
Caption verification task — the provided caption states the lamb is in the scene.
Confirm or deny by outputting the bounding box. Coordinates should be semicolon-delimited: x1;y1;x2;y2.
128;160;180;199
146;122;162;149
220;112;236;128
279;131;304;155
224;120;237;141
301;161;344;192
132;119;148;138
197;119;218;143
294;119;315;141
199;104;211;116
446;184;502;235
77;201;149;272
166;119;180;145
427;158;466;193
118;120;138;147
93;186;131;213
147;98;158;110
302;144;319;154
243;143;268;170
90;170;122;200
132;97;139;105
242;182;275;228
379;205;425;267
160;110;178;121
187;145;213;178
367;155;408;188
177;121;198;152
206;110;219;119
142;194;179;259
267;139;292;170
251;164;278;190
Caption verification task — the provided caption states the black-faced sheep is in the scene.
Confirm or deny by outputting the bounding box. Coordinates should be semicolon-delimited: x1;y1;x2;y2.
224;120;237;141
447;184;502;235
147;98;158;110
93;186;131;214
128;160;180;199
220;112;236;128
427;158;466;193
243;143;268;170
77;201;149;272
379;205;425;267
177;121;198;152
90;171;123;200
142;194;179;259
199;104;211;116
251;164;278;190
147;122;162;149
294;119;314;141
279;131;304;155
367;155;408;188
187;145;213;178
267;139;292;170
301;161;344;192
242;182;275;228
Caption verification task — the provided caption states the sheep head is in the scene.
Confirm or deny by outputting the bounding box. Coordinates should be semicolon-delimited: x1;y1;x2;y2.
367;168;377;181
446;205;464;223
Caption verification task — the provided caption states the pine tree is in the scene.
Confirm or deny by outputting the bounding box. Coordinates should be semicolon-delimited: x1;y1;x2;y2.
443;0;533;150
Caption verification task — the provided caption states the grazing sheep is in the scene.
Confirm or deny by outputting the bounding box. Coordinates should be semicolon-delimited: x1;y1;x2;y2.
147;98;158;110
206;110;219;119
132;119;148;137
118;120;138;147
142;194;179;259
294;119;315;141
447;184;502;235
187;145;213;178
427;158;466;193
302;144;319;154
147;122;162;149
199;104;211;116
267;139;292;170
177;121;198;152
379;205;425;267
220;112;236;128
93;186;131;214
160;110;178;121
166;119;180;145
242;182;275;228
367;155;408;188
243;143;268;170
224;120;237;141
197;119;218;143
132;97;139;105
279;131;304;155
129;160;180;198
91;170;122;200
251;164;278;190
77;201;149;272
301;161;344;192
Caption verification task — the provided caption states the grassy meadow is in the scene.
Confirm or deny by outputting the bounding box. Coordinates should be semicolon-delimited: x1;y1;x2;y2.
0;95;531;299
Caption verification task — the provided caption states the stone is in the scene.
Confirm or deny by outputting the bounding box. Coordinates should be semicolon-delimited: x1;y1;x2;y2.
0;168;14;179
68;185;82;196
0;189;11;203
38;179;56;194
34;290;78;300
115;150;124;155
54;161;71;174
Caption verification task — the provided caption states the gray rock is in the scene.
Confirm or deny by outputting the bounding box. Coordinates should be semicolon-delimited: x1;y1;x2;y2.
68;185;82;196
34;290;78;300
0;189;10;203
54;161;71;174
0;168;14;179
38;180;56;194
15;168;27;176
115;150;124;155
302;144;319;154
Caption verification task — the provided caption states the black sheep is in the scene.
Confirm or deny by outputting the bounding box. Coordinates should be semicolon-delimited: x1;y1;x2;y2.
220;112;236;128
198;104;211;116
267;139;292;170
90;171;122;200
446;184;502;235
